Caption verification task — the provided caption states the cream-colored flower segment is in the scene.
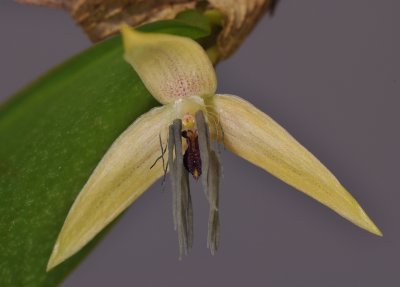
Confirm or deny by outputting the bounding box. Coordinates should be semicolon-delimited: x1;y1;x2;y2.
122;25;217;104
47;105;174;271
213;94;382;236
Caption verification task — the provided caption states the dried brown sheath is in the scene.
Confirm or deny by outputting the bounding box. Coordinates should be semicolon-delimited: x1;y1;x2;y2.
17;0;280;60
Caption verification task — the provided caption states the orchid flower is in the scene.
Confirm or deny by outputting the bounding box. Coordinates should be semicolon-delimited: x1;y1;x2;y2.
47;25;382;270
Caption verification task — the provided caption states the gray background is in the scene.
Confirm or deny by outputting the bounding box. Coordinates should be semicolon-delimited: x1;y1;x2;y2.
1;0;399;286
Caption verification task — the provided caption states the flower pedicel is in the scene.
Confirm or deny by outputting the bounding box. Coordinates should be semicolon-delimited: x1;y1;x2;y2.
47;25;382;270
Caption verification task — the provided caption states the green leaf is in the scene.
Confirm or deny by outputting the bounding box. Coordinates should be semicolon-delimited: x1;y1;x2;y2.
139;9;211;39
0;13;212;287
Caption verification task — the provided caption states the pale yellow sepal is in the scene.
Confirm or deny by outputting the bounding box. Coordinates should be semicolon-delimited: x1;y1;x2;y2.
47;105;174;270
213;94;382;236
121;24;217;104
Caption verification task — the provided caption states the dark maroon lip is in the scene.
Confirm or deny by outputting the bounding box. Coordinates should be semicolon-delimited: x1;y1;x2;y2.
182;129;202;180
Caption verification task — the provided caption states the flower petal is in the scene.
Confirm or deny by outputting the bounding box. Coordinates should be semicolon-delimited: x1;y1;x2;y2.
47;105;174;270
122;24;217;104
213;94;382;236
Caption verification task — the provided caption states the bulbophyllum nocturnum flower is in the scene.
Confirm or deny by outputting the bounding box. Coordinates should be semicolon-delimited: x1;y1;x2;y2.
47;25;382;270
